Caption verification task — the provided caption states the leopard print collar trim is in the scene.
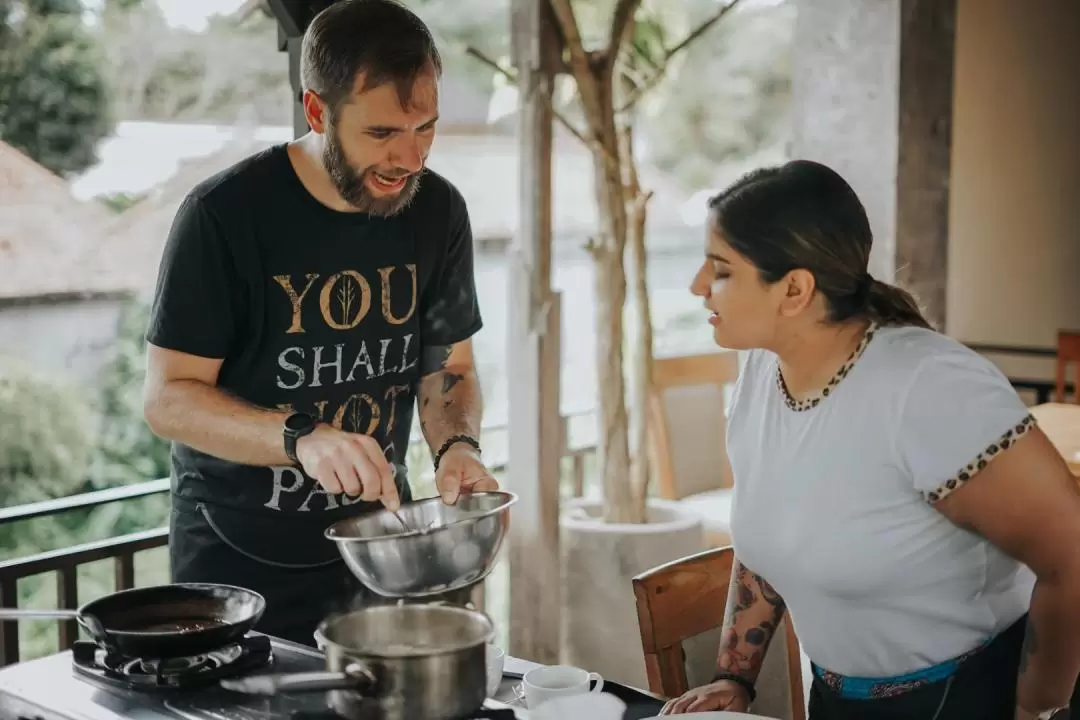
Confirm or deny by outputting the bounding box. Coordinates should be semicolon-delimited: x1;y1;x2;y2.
776;322;880;412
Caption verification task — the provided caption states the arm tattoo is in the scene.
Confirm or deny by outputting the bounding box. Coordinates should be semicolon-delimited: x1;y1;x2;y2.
442;372;465;394
417;346;482;456
421;344;468;394
758;577;784;609
716;561;787;682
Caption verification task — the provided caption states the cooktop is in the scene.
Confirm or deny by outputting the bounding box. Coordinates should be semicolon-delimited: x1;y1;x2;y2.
0;634;525;720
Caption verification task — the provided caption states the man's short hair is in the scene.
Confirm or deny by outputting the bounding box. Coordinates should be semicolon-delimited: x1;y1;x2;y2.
300;0;443;112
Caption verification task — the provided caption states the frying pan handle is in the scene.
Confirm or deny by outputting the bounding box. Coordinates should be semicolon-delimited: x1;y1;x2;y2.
220;663;376;695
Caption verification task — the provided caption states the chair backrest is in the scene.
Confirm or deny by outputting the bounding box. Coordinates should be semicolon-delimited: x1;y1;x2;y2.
1056;331;1080;403
649;352;740;499
633;545;806;720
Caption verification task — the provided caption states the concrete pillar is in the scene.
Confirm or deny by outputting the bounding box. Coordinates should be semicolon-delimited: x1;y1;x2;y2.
791;0;957;329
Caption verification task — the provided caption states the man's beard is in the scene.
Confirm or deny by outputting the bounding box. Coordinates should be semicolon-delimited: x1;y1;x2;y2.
322;125;422;217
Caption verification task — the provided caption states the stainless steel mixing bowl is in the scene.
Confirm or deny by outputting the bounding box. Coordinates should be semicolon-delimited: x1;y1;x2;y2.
324;491;517;598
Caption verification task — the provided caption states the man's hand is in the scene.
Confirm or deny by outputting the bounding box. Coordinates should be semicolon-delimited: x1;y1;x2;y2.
435;444;498;505
295;425;399;510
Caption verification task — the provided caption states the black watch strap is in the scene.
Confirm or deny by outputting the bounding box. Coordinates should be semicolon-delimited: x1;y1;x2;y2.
283;413;318;465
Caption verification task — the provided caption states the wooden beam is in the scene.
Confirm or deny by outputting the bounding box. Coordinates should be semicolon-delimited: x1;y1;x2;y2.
506;0;562;664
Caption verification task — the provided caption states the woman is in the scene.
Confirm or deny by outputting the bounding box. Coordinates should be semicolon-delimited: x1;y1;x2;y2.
660;160;1080;720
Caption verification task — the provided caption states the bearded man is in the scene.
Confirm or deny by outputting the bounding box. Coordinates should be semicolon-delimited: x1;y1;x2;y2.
141;0;496;645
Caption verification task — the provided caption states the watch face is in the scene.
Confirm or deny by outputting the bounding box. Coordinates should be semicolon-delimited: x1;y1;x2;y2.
284;413;316;433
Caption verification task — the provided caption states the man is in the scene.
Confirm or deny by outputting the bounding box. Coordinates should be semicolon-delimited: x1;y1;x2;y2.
142;0;496;646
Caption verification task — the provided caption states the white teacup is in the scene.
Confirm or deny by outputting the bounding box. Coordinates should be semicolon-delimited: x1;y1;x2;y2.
486;644;505;697
522;664;604;709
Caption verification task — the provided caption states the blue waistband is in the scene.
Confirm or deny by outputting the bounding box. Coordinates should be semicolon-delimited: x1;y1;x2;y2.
811;641;987;700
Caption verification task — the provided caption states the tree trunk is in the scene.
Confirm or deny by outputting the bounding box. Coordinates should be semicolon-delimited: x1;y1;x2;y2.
544;0;709;525
626;151;653;522
617;73;653;525
592;234;634;524
589;88;636;524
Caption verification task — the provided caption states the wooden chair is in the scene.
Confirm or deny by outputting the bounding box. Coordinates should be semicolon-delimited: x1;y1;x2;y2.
648;352;740;546
1055;331;1080;403
633;546;806;720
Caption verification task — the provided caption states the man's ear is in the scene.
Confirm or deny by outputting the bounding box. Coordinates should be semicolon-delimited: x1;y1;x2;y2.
303;90;328;134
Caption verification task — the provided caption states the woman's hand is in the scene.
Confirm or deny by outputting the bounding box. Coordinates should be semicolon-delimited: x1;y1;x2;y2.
659;679;751;715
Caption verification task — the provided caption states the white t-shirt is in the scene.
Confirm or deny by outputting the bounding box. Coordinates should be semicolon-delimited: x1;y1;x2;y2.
727;324;1037;678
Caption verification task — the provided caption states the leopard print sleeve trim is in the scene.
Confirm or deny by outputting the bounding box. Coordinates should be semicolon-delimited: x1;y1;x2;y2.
924;414;1038;504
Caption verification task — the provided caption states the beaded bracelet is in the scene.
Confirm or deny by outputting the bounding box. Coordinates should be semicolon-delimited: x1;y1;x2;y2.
433;434;481;471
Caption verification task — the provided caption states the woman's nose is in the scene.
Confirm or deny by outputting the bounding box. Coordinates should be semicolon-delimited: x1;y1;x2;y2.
690;264;709;297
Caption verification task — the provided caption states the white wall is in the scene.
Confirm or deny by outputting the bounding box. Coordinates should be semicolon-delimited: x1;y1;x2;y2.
947;0;1080;380
0;298;125;383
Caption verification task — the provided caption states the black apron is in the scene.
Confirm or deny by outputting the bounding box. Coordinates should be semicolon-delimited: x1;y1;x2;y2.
808;614;1080;719
168;490;473;647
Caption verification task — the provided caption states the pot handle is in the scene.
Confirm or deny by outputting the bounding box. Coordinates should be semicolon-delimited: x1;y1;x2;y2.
220;663;375;695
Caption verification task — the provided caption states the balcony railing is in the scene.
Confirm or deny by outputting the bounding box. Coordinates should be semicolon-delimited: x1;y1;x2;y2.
0;412;597;667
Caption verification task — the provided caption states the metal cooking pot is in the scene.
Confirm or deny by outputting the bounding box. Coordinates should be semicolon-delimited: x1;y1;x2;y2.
220;604;494;720
324;491;516;599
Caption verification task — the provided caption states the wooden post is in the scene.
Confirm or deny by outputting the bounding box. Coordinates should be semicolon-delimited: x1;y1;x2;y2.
506;0;563;664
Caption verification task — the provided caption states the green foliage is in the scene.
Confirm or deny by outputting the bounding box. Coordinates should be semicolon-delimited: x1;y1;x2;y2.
0;356;96;508
97;2;292;124
87;298;171;491
640;0;794;188
0;0;114;176
0;356;100;661
628;13;670;71
102;0;141;10
97;191;145;213
403;0;508;92
448;0;791;189
1;300;171;661
22;0;82;15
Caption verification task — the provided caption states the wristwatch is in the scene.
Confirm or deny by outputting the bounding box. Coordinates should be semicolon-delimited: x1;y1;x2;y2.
283;412;318;465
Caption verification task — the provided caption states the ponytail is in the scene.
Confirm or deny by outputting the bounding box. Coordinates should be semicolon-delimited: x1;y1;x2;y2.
863;278;932;330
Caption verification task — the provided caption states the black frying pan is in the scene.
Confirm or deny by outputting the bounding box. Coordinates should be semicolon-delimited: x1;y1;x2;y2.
0;582;265;658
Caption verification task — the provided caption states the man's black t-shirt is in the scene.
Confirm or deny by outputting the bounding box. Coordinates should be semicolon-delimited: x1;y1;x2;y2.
147;144;481;568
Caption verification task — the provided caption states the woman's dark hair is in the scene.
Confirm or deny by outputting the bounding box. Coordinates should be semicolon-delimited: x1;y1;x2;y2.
707;160;931;329
301;0;442;112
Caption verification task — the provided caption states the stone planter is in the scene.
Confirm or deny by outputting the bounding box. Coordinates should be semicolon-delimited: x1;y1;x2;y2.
560;497;705;688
